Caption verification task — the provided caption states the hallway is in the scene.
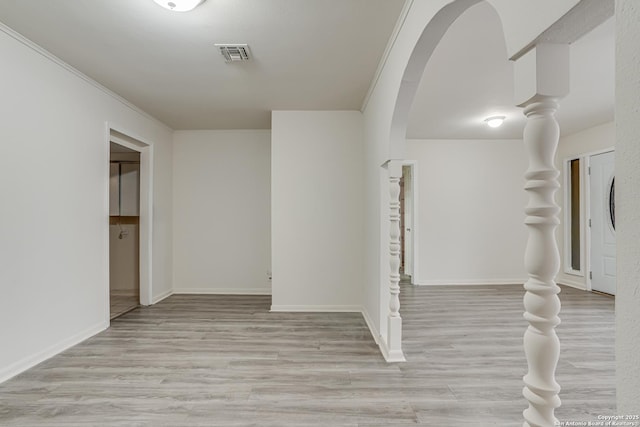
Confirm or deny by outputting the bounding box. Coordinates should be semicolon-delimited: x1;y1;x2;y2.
0;286;614;426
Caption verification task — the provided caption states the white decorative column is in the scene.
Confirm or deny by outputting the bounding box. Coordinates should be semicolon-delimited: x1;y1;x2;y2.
384;160;406;362
521;96;562;427
515;44;569;427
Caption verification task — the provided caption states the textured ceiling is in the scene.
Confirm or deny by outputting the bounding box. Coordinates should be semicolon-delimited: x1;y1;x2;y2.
406;2;615;139
0;0;405;130
0;1;613;137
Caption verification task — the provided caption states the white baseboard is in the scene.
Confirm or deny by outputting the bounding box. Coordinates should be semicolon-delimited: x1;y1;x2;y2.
378;338;407;363
151;289;173;304
413;278;526;286
110;290;138;297
270;304;361;312
360;306;380;345
174;288;272;295
269;304;405;363
362;308;406;363
558;280;588;291
0;320;109;384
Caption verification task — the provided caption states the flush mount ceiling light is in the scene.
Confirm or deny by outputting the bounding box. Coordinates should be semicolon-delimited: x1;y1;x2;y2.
485;116;505;128
152;0;205;12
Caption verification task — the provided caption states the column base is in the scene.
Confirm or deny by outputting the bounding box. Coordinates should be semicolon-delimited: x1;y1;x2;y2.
380;339;406;363
383;315;406;362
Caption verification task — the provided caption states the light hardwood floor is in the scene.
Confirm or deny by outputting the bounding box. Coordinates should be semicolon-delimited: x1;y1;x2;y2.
0;285;615;426
110;295;139;320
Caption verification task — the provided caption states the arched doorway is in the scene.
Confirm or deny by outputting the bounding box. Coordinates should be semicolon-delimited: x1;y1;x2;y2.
367;0;613;425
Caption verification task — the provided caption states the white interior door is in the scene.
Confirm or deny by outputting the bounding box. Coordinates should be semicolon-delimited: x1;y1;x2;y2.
590;151;616;295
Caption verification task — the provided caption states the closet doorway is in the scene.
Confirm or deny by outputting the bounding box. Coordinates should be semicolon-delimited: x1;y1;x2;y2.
109;142;141;319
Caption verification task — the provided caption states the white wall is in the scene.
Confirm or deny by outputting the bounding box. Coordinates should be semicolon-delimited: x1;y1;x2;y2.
406;139;527;285
271;111;363;311
361;0;585;355
172;130;271;294
615;0;640;412
0;26;173;383
556;122;615;289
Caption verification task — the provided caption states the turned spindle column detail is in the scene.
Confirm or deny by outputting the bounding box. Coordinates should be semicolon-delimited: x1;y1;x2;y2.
385;160;405;362
514;43;569;427
521;97;562;427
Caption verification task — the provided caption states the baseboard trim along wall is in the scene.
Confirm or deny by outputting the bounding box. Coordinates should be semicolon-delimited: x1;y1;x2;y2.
558;280;588;291
0;300;392;384
270;305;361;312
151;289;174;304
175;288;272;295
413;279;526;286
268;305;399;361
270;304;390;360
0;321;109;384
360;307;380;345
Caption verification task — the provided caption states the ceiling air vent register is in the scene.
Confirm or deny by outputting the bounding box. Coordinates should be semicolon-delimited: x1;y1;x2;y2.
215;44;251;62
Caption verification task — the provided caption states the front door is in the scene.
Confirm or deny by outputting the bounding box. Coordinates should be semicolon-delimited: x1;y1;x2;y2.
589;151;616;295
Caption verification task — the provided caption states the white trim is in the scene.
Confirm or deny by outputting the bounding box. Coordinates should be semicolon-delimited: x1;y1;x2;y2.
558;280;587;291
402;160;419;284
360;0;415;112
270;305;361;312
106;125;155;309
265;305;394;362
176;288;272;295
361;306;405;362
582;147;616;158
152;289;174;304
562;155;586;276
0;321;109;384
0;23;172;133
412;279;526;286
379;338;407;363
267;304;406;362
585;154;593;291
361;307;381;345
565;269;583;277
109;290;138;297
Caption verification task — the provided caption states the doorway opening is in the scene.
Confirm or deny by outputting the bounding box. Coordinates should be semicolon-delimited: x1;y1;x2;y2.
107;127;153;320
380;0;616;422
399;162;417;285
563;156;585;277
109;142;141;318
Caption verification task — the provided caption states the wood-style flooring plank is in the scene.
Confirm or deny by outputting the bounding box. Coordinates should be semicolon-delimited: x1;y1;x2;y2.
0;285;615;426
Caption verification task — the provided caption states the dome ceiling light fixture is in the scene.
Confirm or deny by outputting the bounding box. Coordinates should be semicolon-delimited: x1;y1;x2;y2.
152;0;205;12
485;116;505;128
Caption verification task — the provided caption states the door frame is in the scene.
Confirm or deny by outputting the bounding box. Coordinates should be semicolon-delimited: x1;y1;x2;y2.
585;147;615;292
402;161;419;284
562;155;586;277
105;123;154;312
